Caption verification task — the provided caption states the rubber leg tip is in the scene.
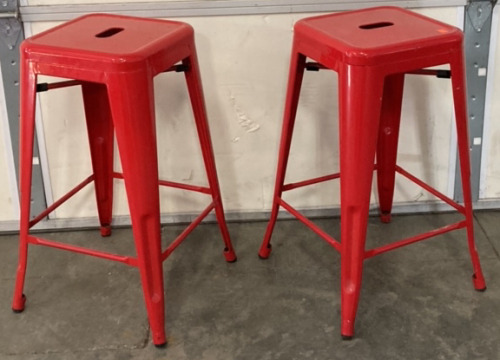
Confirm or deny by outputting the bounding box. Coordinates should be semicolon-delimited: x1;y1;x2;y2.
341;335;353;341
258;244;272;259
12;294;26;313
154;342;167;348
473;274;486;291
100;225;112;237
223;248;237;263
380;213;391;224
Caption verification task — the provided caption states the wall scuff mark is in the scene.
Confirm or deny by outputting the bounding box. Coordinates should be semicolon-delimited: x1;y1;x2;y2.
229;93;261;133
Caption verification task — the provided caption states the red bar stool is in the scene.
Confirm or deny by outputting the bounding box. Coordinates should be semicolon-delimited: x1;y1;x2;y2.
12;14;237;347
258;6;486;339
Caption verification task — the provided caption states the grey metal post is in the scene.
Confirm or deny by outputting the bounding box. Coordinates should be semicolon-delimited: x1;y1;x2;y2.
455;0;497;202
0;0;46;219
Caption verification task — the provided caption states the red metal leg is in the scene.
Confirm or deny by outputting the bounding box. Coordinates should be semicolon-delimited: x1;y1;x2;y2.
182;50;237;263
339;65;385;339
82;82;115;237
107;71;166;346
450;54;486;291
376;74;405;223
12;60;38;313
258;46;307;259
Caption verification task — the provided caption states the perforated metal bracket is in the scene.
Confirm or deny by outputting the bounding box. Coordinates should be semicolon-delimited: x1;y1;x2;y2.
467;0;495;31
454;0;496;203
0;0;46;219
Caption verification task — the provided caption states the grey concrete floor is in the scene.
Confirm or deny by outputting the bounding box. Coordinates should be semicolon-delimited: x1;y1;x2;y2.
0;211;499;359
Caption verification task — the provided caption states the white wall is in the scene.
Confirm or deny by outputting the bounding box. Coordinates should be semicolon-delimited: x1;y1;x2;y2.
0;60;18;222
0;7;469;223
0;113;17;222
481;7;500;200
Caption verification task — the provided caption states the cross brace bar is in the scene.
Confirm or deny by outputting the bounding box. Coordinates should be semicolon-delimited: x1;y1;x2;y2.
305;62;452;78
277;165;468;257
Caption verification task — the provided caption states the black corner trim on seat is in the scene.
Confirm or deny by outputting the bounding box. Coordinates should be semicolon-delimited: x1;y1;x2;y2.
36;83;49;92
436;70;451;79
305;62;321;71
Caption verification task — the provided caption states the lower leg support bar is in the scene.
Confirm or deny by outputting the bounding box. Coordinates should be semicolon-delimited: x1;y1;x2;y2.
279;198;341;252
396;166;465;213
28;235;138;266
161;201;216;261
29;175;94;228
364;220;467;259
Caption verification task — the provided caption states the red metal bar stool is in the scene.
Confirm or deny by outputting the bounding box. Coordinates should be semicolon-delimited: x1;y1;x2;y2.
12;14;237;347
258;6;486;339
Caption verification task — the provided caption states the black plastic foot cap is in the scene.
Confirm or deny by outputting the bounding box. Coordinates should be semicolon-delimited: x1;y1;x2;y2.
475;286;487;292
258;244;272;259
341;335;353;341
154;342;167;348
12;294;26;313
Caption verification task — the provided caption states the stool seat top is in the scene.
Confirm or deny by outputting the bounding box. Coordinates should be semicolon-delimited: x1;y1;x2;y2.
295;6;462;66
23;13;192;63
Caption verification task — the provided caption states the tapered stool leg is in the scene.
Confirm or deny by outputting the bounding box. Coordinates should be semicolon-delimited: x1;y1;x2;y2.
376;74;405;223
108;71;166;346
450;55;486;291
259;47;307;259
82;82;115;237
12;62;38;312
339;66;385;339
183;51;237;262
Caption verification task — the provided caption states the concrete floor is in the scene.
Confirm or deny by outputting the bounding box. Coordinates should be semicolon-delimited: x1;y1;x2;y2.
0;211;499;359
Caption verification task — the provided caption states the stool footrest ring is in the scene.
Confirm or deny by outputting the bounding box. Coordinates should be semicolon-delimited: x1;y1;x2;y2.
364;220;467;259
283;172;340;191
277;165;469;257
113;172;212;194
395;166;465;213
162;201;216;261
27;235;139;266
279;198;341;252
29;175;95;229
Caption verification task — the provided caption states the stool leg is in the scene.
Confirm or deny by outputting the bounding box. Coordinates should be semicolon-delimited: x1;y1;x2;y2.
450;56;486;291
258;48;307;259
12;63;38;312
82;82;114;237
376;74;405;223
107;72;166;346
183;51;237;262
339;66;384;339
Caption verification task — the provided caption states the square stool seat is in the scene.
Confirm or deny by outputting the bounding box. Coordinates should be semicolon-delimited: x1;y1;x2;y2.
295;7;462;67
23;14;193;77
